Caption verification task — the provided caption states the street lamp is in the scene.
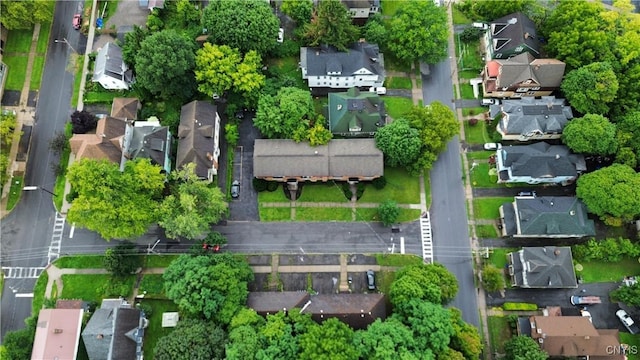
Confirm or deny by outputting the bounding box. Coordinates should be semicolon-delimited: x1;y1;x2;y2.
23;186;55;196
54;38;77;53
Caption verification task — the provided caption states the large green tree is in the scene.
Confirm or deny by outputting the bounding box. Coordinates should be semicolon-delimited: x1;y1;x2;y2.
616;110;640;169
159;164;227;240
561;114;618;155
377;200;401;227
394;299;455;354
299;318;359;360
103;242;142;277
163;253;254;324
387;0;448;65
202;0;279;56
253;87;315;139
390;263;459;306
374;119;422;167
504;336;548;360
481;264;506;293
303;0;359;51
121;25;149;71
1;0;53;30
611;283;640;307
281;0;313;25
576;164;640;226
67;159;165;240
561;62;619;115
448;308;483;360
353;318;417;360
195;43;265;99
154;319;226;360
134;30;196;100
256;310;315;359
226;326;264;360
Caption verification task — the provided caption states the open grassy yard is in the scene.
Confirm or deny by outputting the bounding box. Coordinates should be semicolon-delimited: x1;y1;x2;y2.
460;83;476;100
459;70;482;80
473;197;512;220
470;163;499;188
141;299;179;360
467;150;495;160
3;56;28;90
476;224;498;238
295;207;353;221
383;96;414;120
139;274;165;298
298;183;348;202
36;23;52;54
259;207;292;222
60;274;136;303
620;333;640;360
488;316;514;354
359;167;420;204
267;56;307;90
385;76;413;90
487;248;516;269
464;120;490;144
258;187;289;202
462;107;488;117
577;258;640;283
4;28;33;53
458;39;484;72
145;255;179;268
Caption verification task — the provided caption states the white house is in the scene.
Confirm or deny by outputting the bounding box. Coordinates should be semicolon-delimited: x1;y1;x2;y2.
92;42;134;90
300;42;385;93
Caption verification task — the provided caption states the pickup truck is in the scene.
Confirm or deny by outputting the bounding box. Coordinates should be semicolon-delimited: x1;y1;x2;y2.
616;309;639;334
570;296;601;305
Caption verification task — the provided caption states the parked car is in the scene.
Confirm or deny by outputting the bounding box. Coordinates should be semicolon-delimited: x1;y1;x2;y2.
517;191;537;197
72;14;82;30
277;28;284;43
570;296;601;305
482;98;498;106
231;180;240;198
369;87;387;95
616;309;639;334
366;270;375;290
483;143;501;150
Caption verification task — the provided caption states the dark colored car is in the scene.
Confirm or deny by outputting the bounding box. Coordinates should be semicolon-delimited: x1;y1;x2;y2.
366;270;375;290
73;14;82;30
231;180;240;198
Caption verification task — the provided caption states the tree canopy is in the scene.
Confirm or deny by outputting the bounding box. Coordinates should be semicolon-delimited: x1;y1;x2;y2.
303;0;359;51
374;119;422;167
158;164;227;240
504;335;548;360
377;200;401;227
103;242;142;277
353;318;417;360
1;0;53;30
299;318;359;360
393;299;455;354
67;159;165;240
121;25;149;71
561;114;618;155
448;308;483;360
163;253;254;324
611;283;640;307
387;0;449;65
202;0;279;56
281;0;313;25
134;30;196;100
616;110;640;169
70;110;98;134
576;164;640;226
154;319;226;360
481;264;506;293
561;62;619;115
390;263;459;306
253;87;316;139
195;43;265;99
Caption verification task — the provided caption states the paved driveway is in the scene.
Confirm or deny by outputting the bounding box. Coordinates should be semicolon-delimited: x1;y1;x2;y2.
228;113;260;221
93;1;149;50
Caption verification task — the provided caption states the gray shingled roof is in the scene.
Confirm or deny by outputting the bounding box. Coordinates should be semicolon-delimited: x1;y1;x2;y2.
123;123;171;172
490;12;540;56
301;42;385;78
109;308;143;360
253;139;383;179
93;42;132;83
509;247;577;288
490;53;565;89
176;101;218;179
493;96;573;137
82;308;115;360
500;142;585;178
501;196;595;237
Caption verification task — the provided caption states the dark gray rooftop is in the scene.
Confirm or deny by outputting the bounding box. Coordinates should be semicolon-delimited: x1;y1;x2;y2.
509;246;577;288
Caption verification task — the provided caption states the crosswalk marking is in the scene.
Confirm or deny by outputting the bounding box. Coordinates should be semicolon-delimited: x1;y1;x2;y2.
420;213;433;263
48;212;65;264
1;267;46;279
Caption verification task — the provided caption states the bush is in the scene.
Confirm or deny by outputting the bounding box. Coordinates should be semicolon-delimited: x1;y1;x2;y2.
460;27;483;43
49;132;69;155
341;182;353;200
378;200;400;227
502;302;537;311
253;178;268;192
468;118;478;126
572;238;640;262
137;302;153;317
266;181;279;192
372;176;387;190
225;123;239;147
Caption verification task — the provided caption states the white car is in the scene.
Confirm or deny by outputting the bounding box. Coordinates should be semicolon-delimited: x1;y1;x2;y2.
482;98;498;106
369;86;386;95
616;309;639;334
277;28;284;43
483;143;501;150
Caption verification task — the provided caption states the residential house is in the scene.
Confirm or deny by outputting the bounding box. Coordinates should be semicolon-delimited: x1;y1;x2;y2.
176;100;221;181
496;142;586;185
253;139;383;183
82;299;146;360
110;98;140;120
300;42;385;94
121;119;172;174
507;246;577;288
342;0;380;21
520;315;624;359
247;292;386;330
327;87;386;137
491;96;573;141
484;12;540;59
31;308;84;360
92;42;133;90
482;53;565;98
69;116;127;164
499;196;595;238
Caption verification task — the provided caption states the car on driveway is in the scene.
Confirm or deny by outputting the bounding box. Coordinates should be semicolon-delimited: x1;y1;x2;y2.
484;143;501;150
231;180;240;199
366;270;375;290
616;309;639;334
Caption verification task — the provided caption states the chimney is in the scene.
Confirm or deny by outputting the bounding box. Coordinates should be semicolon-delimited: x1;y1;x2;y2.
555;154;560;160
54;329;63;334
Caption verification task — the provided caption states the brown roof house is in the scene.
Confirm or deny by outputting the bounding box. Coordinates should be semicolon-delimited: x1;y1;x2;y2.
482;53;565;99
82;299;147;360
69;116;127;164
491;96;573;141
253;139;383;183
522;316;624;359
507;246;577;288
247;292;386;330
31;308;84;360
483;12;541;60
110;98;141;120
176;100;221;181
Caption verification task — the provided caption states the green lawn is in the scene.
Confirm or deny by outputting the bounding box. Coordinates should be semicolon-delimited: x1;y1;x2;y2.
298;183;348;202
470;163;499;188
577;258;640;283
139;274;165;298
383;96;414;120
460;83;476;100
464;120;490;144
385;76;413;90
30;56;45;90
473;197;512;220
488;316;513;354
84;89;122;104
6;176;24;211
3;56;28;90
259;207;292;221
359;167;420;204
452;6;473;25
462;107;488;117
458;70;482;80
267;56;307;90
375;254;423;267
71;56;85;107
354;207;421;223
397;209;422;223
141;299;179;360
467;150;495;160
145;255;179;268
381;0;407;16
36;23;52;54
33;272;49;314
476;224;498;238
258;188;289;202
54;255;105;269
295;207;353;221
487;248;516;269
60;274;135;303
458;39;484;72
619;333;640;360
4;28;33;53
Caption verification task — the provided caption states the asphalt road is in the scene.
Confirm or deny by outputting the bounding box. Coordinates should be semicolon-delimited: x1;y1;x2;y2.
0;1;84;341
423;57;480;328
